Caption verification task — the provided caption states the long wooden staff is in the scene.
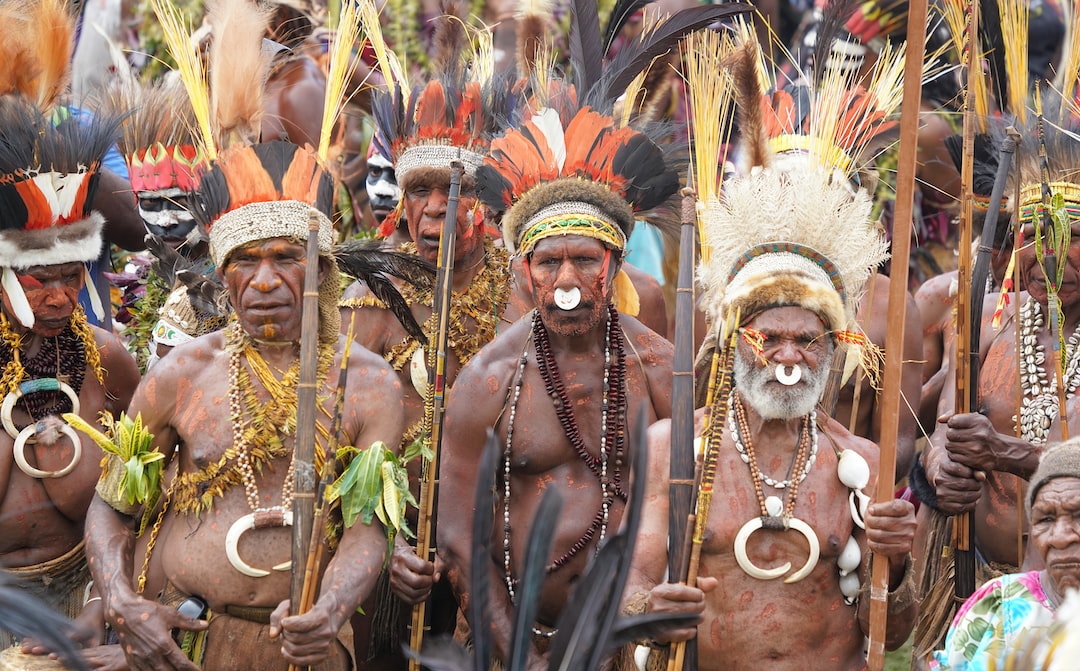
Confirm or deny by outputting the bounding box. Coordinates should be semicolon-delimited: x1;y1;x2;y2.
288;315;356;671
865;0;927;666
408;158;465;667
291;211;324;617
668;310;737;671
666;188;698;670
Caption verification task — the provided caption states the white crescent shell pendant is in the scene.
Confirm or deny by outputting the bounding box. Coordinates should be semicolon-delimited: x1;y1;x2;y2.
13;423;82;478
225;511;294;577
554;287;581;310
733;516;820;583
410;348;429;398
775;364;802;386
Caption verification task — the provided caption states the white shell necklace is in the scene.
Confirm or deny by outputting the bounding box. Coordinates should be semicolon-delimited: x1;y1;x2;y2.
1015;299;1080;445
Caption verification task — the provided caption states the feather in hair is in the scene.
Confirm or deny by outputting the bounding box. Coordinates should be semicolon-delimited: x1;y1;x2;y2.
358;0;409;95
0;0;75;109
516;0;553;80
320;0;367;161
332;239;433;344
207;0;273;150
809;0;862;86
593;3;752;107
601;0;652;56
1057;0;1080;115
432;0;467;78
569;0;606;94
939;0;992;128
730;38;769;170
999;0;1029;123
152;0;215;159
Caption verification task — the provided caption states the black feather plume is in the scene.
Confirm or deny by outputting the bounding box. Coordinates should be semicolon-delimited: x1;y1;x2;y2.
144;233;190;289
0;572;89;671
944;133;999;197
592;3;752;105
508;488;563;670
333;239;434;345
612;135;680;212
810;0;862;86
601;0;653;56
569;0;605;94
469;429;501;671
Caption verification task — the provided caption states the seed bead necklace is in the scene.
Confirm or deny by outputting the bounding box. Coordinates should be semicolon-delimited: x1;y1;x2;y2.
731;393;816;520
502;306;627;637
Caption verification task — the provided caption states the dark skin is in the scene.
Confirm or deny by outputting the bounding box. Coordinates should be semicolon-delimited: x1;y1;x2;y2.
0;262;139;649
923;221;1080;567
626;307;917;670
84;238;403;671
97;169;148;252
341;176;527;668
439;235;674;668
1030;477;1080;606
831;273;923;481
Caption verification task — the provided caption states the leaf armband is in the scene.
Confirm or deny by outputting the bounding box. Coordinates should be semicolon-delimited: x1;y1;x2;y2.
65;411;164;516
328;441;416;556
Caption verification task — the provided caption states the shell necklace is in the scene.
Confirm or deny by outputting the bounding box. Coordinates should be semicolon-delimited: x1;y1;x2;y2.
1015;299;1080;445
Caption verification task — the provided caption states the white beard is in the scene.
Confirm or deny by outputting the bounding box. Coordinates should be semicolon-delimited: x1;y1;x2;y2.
733;349;831;420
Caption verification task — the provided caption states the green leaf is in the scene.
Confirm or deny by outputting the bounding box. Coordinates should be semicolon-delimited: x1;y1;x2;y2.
62;412;120;455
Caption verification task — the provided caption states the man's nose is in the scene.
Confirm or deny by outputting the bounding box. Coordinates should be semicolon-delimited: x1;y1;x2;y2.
554;259;581;287
1048;517;1080;548
422;190;448;218
251;261;283;290
770;339;805;366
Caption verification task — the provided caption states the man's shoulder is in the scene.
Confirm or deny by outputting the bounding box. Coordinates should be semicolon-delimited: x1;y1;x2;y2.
619;314;673;367
818;412;879;461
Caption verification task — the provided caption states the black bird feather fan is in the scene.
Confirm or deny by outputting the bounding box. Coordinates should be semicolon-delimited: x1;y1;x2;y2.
333;239;435;345
0;571;89;671
408;411;698;671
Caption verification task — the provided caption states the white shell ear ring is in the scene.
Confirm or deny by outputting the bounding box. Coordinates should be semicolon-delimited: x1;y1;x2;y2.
775;364;802;386
554;287;581;310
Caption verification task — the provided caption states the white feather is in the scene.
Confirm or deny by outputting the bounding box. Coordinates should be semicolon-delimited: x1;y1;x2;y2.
2;267;35;328
83;264;105;322
531;108;565;171
53;171;90;221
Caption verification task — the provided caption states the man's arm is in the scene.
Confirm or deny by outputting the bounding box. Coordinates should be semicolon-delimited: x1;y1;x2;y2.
271;349;405;666
438;352;523;664
85;354;204;671
94;168;146;252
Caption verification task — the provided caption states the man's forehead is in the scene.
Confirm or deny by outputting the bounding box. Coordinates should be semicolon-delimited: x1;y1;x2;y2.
748;305;828;332
530;235;610;255
367;153;394;170
230;237;305;255
16;262;83;276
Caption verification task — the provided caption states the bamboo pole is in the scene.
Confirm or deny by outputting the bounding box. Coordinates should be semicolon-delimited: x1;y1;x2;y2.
865;0;928;665
408;159;465;667
666;188;698;670
291;211;324;624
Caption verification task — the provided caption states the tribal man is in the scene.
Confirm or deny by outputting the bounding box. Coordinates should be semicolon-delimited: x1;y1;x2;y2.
0;101;140;649
437;103;678;667
624;155;917;671
84;136;406;670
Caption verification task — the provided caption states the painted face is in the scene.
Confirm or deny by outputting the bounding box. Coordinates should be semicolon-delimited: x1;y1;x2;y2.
733;306;833;420
2;263;84;337
221;238;325;343
1018;218;1080;310
138;188;197;246
526;236;616;338
402;176;483;265
365;152;401;224
1030;477;1080;596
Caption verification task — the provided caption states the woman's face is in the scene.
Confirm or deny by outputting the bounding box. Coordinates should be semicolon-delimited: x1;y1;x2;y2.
1031;477;1080;595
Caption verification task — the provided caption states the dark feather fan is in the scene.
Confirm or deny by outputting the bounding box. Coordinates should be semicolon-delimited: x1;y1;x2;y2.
468;429;501;671
601;0;653;57
333;239;434;345
569;0;605;96
589;3;752;108
945;133;999;198
809;0;863;86
0;572;89;671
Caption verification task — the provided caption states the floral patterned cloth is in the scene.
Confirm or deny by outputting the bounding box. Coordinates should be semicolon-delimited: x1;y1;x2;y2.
931;571;1056;670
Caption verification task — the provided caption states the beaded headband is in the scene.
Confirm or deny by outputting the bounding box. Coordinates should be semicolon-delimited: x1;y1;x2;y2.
517;202;627;256
395;144;485;180
1018;181;1080;224
209;199;334;266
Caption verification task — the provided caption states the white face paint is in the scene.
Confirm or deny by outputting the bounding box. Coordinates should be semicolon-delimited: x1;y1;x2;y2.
554;286;582;310
365;153;402;203
775;364;802;386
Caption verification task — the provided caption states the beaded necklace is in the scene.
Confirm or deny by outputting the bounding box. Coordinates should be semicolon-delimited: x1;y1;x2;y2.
502;306;627;637
1015;298;1080;444
172;323;334;514
0;308;102;425
730;394;816;520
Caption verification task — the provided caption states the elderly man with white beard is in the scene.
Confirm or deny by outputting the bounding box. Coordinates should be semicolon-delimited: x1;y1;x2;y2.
620;102;920;671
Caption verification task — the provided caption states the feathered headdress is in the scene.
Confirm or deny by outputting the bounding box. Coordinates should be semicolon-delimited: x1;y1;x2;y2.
97;75;209;195
0;100;120;327
0;0;75;110
693;23;893;378
369;1;512;191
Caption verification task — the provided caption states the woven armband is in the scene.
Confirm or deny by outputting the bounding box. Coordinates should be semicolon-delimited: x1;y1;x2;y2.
908;455;939;511
96;453;141;516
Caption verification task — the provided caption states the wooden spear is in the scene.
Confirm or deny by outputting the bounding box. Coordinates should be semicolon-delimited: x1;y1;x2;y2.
291;211;324;623
408;158;465;667
666;188;698;670
865;0;928;666
288;315;356;671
